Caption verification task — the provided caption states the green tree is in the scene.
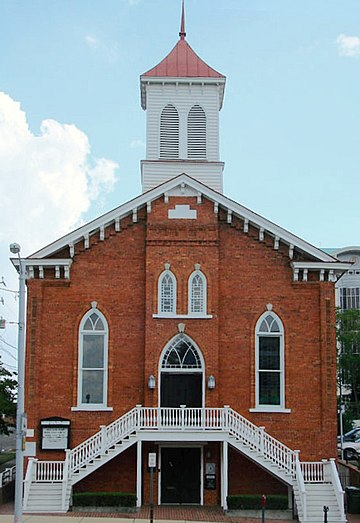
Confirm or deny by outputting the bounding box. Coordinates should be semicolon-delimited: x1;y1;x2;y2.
0;361;17;435
337;308;360;419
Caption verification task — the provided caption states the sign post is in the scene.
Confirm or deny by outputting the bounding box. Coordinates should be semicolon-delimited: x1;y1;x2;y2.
261;494;267;523
148;452;156;523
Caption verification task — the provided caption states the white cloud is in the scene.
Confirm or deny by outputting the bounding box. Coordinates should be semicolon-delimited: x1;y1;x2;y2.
84;34;119;64
336;34;360;57
0;92;118;256
84;34;99;49
129;0;141;5
130;139;145;149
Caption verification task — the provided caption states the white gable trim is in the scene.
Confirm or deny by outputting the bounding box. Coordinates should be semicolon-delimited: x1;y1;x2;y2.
29;174;340;265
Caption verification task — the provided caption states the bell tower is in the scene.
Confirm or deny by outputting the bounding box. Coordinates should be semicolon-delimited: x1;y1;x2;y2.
140;1;226;193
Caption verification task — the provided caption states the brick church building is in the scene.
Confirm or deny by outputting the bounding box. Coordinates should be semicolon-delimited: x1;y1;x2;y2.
15;5;349;522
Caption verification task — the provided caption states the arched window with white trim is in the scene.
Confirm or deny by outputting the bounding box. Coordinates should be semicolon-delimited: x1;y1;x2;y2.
159;334;204;408
188;268;207;315
187;105;206;159
158;268;177;315
255;311;285;409
160;104;179;159
78;306;108;408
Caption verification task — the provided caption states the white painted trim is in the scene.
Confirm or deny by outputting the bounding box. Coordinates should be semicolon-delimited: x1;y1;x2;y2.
221;440;228;510
71;406;113;412
249;408;291;413
188;270;207;316
153;313;212;319
158;333;205;408
77;307;109;409
136;440;142;508
157;269;177;315
255;311;285;410
28;174;340;264
291;261;351;271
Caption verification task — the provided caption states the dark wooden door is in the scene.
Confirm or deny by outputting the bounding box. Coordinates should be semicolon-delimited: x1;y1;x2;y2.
161;447;201;504
160;373;202;407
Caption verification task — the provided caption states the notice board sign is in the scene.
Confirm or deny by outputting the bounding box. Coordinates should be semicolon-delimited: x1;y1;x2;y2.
40;417;70;451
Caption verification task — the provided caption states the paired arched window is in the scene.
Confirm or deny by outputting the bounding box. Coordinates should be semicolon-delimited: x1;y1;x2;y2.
158;270;177;314
255;311;284;409
188;270;207;315
78;307;108;407
187;105;206;158
160;104;179;159
157;267;207;316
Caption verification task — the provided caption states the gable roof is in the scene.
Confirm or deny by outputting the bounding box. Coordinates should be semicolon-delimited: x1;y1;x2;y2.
29;173;338;265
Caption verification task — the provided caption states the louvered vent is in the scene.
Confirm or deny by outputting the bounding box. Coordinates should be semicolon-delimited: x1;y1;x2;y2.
188;105;206;159
160;104;179;159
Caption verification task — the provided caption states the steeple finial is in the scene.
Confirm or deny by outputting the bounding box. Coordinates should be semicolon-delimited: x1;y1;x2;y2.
179;0;186;40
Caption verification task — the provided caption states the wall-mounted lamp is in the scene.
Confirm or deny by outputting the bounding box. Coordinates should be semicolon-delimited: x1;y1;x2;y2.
208;375;216;389
148;375;156;390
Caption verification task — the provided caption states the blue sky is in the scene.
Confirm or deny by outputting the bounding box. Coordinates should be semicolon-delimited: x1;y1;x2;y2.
0;0;360;370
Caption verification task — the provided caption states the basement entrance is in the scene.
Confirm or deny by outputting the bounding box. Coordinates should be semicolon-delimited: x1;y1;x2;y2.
160;447;201;504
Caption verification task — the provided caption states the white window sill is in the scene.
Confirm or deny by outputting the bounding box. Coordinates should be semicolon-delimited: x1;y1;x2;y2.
153;314;213;319
71;406;113;412
249;407;291;414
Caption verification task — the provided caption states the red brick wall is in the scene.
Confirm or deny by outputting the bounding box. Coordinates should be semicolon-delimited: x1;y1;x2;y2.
24;194;338;496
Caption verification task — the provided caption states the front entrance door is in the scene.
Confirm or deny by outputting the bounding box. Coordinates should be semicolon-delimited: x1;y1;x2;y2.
161;447;201;504
161;373;202;407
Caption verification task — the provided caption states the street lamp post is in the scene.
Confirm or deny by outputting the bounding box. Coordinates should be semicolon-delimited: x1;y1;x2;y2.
10;243;27;523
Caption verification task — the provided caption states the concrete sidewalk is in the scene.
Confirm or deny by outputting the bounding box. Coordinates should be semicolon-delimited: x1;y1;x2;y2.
0;511;359;523
0;518;293;523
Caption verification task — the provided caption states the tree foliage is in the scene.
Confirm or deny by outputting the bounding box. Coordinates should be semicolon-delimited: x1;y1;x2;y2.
0;361;17;435
337;308;360;415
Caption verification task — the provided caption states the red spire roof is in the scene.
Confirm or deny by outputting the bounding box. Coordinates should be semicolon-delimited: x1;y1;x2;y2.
142;38;224;78
142;1;224;79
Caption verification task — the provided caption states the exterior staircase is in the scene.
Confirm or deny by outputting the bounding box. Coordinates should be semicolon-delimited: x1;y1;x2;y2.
23;406;346;522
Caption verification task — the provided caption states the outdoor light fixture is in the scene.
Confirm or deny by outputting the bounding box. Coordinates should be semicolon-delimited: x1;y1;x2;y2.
10;242;26;523
148;375;156;389
208;375;216;389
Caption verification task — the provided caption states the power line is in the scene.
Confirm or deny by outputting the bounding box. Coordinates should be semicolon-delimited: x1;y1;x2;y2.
0;347;18;362
0;337;18;351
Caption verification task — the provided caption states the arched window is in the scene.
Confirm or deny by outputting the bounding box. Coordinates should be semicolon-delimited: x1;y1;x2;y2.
78;307;108;408
158;269;177;315
187;105;206;159
255;311;285;409
188;269;207;315
160;104;179;159
161;334;203;369
159;334;204;408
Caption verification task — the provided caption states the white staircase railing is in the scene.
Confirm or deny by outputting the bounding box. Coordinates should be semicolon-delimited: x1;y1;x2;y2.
301;461;325;483
24;405;345;522
226;407;296;475
295;454;307;522
328;459;345;518
69;406;138;475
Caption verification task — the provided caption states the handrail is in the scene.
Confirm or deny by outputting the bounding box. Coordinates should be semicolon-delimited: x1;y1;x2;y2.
328;459;345;519
301;461;325;483
296;455;307;522
227;408;296;476
0;465;16;487
67;406;296;478
23;458;37;509
35;460;64;482
69;407;138;474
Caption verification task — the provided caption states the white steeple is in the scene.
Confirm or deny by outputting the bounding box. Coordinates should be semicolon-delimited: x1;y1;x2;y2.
140;2;226;193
